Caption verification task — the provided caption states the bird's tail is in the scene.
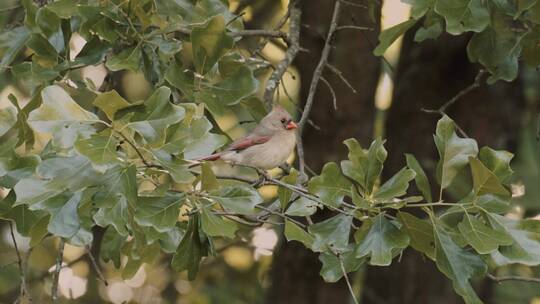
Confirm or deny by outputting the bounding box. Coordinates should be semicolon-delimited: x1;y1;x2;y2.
197;153;222;161
187;153;222;168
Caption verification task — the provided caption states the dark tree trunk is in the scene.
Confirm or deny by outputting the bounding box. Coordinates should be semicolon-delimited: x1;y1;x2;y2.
266;1;525;303
265;1;381;303
362;30;525;304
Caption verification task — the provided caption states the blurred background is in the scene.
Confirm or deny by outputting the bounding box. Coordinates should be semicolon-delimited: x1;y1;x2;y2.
1;0;540;303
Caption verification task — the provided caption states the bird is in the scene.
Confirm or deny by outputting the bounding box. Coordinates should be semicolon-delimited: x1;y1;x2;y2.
198;105;298;169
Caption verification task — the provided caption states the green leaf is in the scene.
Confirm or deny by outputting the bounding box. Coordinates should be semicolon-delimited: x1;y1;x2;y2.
355;214;409;266
161;108;227;158
93;90;131;121
29;191;82;238
36;7;65;54
323;141;380;204
0;26;31;73
319;246;365;283
374;19;417;56
467;14;527;83
209;185;263;215
278;169;299;210
341;138;369;191
0;191;42;236
432;218;487;304
403;0;434;19
201;162;219;191
46;0;78;18
105;47;142;72
191;15;234;75
434;0;489;35
73;36;110;66
100;164;138;208
165;60;195;99
195;64;258;113
285;196;320;217
405;154;433;202
0;106;17;137
26;34;58;60
397;212;435;260
488;213;540;266
28;85;100;149
373;168;416;201
365;138;388;195
75;130;120;171
93;196;129;236
134;194;184;233
308;162;351;208
11;61;60;89
100;227;125;268
171;215;208;280
478;147;514;183
126;87;185;146
308;214;352;253
201;206;237;238
284;220;314;248
152;149;195;184
14;155;101;205
469;157;510;197
29;215;49;247
457;213;512;254
434;115;478;189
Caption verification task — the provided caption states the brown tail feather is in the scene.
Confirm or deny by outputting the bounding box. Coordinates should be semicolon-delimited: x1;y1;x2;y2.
197;153;221;161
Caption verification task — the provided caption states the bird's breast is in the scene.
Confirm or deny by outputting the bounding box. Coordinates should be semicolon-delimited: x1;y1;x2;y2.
223;131;296;169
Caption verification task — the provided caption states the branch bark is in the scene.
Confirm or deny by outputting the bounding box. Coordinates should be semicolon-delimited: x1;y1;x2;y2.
262;0;302;109
51;239;65;303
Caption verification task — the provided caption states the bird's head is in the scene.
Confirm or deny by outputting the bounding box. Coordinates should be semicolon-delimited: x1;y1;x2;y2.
261;105;298;132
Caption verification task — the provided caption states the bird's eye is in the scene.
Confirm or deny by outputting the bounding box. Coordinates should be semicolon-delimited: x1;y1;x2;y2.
280;118;286;123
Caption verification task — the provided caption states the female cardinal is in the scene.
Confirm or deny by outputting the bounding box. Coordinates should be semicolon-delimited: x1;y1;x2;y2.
198;105;298;169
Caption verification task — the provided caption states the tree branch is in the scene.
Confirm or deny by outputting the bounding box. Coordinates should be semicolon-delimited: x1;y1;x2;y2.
421;69;486;137
263;0;302;109
338;253;359;304
298;0;343;129
85;246;108;286
9;222;30;302
296;0;344;174
487;273;540;284
52;238;65;303
321;76;338;110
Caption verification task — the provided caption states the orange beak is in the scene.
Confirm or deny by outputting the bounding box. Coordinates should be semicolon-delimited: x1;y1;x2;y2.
285;121;298;130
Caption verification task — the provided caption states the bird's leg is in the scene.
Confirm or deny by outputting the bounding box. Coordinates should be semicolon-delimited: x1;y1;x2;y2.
279;163;291;175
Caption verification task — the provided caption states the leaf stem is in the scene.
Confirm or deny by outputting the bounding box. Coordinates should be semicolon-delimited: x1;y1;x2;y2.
52;238;65;303
338;254;359;304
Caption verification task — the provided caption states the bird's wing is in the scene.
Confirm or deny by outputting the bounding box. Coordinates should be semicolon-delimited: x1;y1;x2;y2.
227;134;272;151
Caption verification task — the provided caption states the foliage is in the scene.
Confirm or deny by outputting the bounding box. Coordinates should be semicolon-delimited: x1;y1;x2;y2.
0;1;539;303
378;0;540;83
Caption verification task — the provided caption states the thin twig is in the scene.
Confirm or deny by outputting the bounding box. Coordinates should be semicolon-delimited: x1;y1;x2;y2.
298;0;343;129
326;63;357;93
296;0;343;174
336;25;373;32
487;273;540;284
338;254;359;304
320;76;338;110
340;0;368;8
252;5;292;55
9;222;29;302
439;69;486;113
255;205;306;228
115;131;153;168
52;239;65;303
85;246;109;286
262;0;302;109
421;69;486;138
230;30;290;44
